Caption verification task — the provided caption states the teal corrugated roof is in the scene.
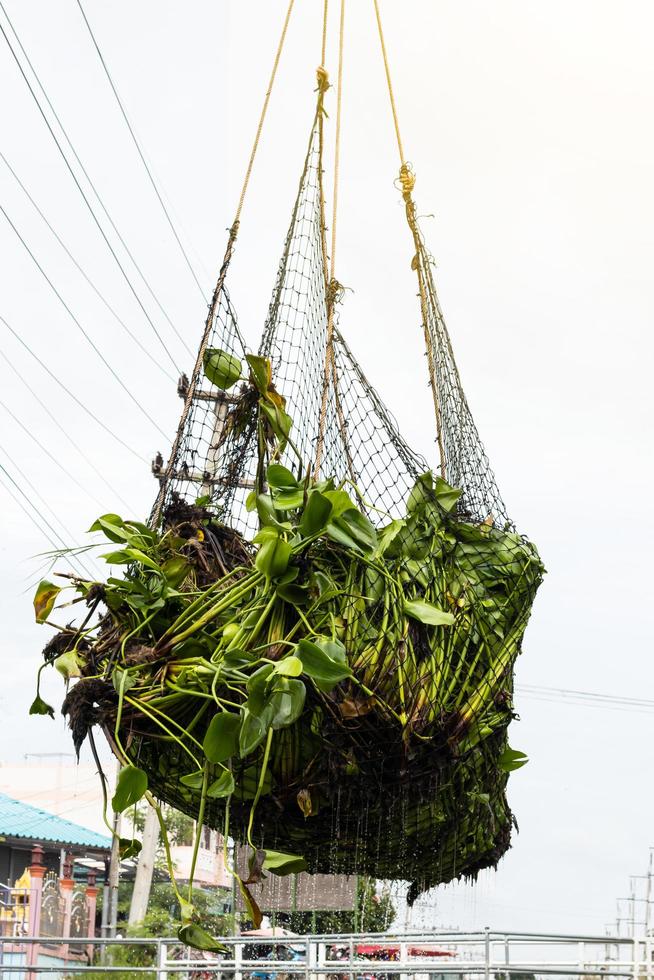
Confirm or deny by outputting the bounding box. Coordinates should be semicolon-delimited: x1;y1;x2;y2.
0;793;111;850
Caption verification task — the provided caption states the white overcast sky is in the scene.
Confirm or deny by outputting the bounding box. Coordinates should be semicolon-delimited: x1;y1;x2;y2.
1;0;653;936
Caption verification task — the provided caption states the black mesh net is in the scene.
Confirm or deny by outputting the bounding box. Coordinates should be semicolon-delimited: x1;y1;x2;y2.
54;101;543;905
151;119;429;537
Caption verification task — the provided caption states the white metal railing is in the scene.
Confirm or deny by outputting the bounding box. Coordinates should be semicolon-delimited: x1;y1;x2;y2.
0;930;652;980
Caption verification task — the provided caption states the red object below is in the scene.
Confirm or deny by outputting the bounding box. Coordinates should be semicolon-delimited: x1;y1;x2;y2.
354;945;454;958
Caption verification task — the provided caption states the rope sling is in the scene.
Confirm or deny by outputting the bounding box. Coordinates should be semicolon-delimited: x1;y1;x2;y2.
32;0;544;926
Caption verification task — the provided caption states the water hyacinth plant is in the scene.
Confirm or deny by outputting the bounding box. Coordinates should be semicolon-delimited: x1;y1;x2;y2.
31;352;543;942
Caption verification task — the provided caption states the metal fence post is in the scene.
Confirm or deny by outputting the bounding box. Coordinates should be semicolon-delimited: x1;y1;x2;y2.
235;937;243;980
157;939;168;980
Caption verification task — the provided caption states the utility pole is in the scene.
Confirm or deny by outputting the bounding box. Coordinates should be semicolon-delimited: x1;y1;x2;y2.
107;810;122;937
140;377;251;925
128;805;160;926
646;850;653;935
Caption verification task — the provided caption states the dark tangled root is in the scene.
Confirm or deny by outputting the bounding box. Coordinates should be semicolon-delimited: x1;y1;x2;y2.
62;678;117;758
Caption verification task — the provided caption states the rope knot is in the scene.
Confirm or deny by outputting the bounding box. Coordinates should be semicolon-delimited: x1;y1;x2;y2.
398;163;416;200
316;65;330;94
326;278;345;307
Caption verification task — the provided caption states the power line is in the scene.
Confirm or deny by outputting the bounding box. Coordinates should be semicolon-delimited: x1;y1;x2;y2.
516;684;654;714
0;4;192;368
0;343;134;512
519;683;654;707
0;149;175;382
0;394;108;509
0;314;147;464
0;440;99;579
0;202;170;440
0;467;62;556
0;459;92;579
73;0;208;303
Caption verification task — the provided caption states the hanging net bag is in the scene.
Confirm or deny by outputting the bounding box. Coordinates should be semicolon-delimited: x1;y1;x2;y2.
31;0;543;932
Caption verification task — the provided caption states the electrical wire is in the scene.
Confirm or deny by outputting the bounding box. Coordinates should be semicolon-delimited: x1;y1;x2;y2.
0;4;192;367
0;466;61;554
0;344;134;512
0;150;175;383
0;394;108;509
73;0;208;303
0;314;147;464
515;684;654;714
0;440;99;579
0;202;170;441
519;683;654;707
0;460;92;579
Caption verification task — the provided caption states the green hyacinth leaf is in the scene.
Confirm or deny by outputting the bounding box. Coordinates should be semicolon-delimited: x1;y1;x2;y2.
203;348;242;390
111;766;148;812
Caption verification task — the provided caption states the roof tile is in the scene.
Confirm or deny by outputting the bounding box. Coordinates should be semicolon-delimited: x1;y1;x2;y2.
0;793;111;850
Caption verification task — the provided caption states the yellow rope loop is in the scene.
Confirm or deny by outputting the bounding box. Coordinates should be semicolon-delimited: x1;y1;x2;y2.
398;163;416;201
326;277;345;307
316;65;330;117
316;65;330;93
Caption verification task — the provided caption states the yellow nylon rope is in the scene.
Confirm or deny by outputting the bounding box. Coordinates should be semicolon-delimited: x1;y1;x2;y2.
329;0;345;285
233;0;296;229
321;0;329;67
371;0;446;478
314;0;347;478
372;0;405;168
152;1;296;525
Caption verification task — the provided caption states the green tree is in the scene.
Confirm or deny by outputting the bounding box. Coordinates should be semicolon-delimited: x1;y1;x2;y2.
91;885;233;980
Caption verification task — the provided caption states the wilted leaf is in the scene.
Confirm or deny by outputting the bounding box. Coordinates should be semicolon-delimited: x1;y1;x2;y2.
245;848;266;884
339;696;376;719
238;878;263;928
33;580;61;624
297;788;313;817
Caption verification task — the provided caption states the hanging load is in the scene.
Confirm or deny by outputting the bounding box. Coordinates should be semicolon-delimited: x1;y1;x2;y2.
30;0;543;935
